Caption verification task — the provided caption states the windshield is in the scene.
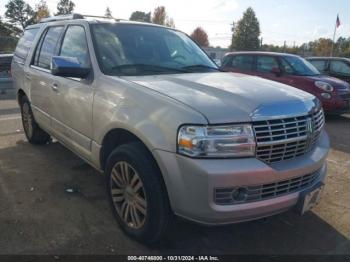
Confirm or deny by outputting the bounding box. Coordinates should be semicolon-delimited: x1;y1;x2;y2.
281;56;320;76
90;23;218;76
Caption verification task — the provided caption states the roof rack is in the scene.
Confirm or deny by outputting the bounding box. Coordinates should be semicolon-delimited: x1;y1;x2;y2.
40;13;123;23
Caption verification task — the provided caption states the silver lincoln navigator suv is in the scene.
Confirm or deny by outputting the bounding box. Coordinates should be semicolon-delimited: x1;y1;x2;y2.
12;14;330;243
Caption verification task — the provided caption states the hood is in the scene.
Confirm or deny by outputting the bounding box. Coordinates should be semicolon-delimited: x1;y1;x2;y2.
122;72;318;124
307;74;350;91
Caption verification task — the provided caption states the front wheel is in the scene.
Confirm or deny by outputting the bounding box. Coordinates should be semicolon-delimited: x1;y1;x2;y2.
20;96;51;145
105;142;172;243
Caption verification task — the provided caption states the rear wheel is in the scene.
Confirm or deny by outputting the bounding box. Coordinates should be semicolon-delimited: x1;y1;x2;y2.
105;142;172;243
20;96;51;145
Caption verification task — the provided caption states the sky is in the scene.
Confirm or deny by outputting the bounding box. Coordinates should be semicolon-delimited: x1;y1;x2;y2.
1;0;350;48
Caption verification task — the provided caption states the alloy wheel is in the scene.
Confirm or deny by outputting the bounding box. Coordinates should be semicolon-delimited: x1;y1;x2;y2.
110;161;147;229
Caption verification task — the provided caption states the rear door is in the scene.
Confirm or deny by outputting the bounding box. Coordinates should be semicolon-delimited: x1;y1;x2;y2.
29;25;65;129
48;24;94;160
11;27;40;93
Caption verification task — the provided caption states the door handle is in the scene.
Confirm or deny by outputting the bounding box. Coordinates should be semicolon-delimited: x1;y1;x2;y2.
51;83;59;92
25;73;31;80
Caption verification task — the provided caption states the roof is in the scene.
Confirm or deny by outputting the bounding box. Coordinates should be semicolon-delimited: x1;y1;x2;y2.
225;51;300;57
307;56;350;62
27;13;175;31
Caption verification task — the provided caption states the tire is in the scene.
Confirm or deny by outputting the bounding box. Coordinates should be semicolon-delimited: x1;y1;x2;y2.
105;142;172;243
20;96;51;145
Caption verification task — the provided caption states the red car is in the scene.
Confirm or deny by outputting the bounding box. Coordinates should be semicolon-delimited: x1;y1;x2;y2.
221;52;350;114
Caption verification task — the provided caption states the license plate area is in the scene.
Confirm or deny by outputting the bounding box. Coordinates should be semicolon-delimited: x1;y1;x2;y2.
296;182;324;215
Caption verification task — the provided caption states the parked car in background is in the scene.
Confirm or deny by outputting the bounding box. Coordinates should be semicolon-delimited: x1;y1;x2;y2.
0;54;13;93
307;57;350;84
222;52;350;114
12;14;329;243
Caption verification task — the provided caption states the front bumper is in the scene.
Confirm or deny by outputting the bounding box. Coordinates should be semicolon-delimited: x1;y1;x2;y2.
153;130;329;225
321;92;350;114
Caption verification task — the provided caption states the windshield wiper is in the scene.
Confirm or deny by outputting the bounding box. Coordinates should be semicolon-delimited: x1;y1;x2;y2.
111;64;187;74
182;64;221;71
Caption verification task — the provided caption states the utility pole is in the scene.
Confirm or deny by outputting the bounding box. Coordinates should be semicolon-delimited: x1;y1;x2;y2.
283;41;286;53
331;14;340;57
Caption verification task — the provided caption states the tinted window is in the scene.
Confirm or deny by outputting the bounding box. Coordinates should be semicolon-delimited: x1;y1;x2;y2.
257;56;279;73
310;60;327;72
35;26;64;69
0;56;13;78
222;56;232;67
330;60;350;75
231;55;254;71
60;26;90;67
280;56;320;76
91;24;217;76
14;28;39;63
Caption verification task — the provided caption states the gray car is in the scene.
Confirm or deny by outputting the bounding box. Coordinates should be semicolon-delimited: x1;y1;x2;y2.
0;54;13;93
12;14;329;243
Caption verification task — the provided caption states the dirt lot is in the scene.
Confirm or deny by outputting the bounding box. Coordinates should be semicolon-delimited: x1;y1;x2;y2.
0;90;349;255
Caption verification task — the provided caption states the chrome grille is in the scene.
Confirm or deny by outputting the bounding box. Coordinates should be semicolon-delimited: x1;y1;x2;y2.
253;109;325;163
214;171;319;205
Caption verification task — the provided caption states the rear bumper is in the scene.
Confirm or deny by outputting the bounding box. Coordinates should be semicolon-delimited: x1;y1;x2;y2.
153;130;329;225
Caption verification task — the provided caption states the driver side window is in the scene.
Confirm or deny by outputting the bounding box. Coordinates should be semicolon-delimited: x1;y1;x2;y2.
59;25;91;67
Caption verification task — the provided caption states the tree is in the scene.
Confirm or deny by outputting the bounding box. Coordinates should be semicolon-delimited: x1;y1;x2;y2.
230;7;261;51
34;0;50;23
190;27;209;47
55;0;75;15
5;0;35;30
151;6;175;27
130;11;151;22
152;6;166;25
105;7;112;18
129;11;151;22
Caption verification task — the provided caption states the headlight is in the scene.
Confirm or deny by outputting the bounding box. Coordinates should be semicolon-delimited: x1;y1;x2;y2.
315;81;334;92
177;125;255;158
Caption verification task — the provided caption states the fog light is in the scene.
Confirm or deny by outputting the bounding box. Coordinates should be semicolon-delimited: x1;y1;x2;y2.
232;187;248;202
321;93;331;99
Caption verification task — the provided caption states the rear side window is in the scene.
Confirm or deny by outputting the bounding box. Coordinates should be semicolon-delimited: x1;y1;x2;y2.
310;60;327;72
257;56;279;73
330;60;350;75
14;28;39;64
34;26;64;69
231;55;254;71
59;26;91;67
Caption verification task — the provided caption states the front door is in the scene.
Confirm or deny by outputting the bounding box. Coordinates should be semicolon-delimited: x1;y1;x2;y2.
49;24;94;160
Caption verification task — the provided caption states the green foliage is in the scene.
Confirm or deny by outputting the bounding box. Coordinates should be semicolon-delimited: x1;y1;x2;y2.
34;0;50;23
129;11;151;22
5;0;35;29
231;7;261;51
56;0;75;15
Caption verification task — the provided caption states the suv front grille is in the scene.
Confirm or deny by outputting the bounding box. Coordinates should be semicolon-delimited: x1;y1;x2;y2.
253;109;324;163
214;171;319;205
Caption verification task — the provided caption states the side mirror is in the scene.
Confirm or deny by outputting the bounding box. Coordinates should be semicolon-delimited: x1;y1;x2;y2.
271;67;282;76
51;56;91;78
